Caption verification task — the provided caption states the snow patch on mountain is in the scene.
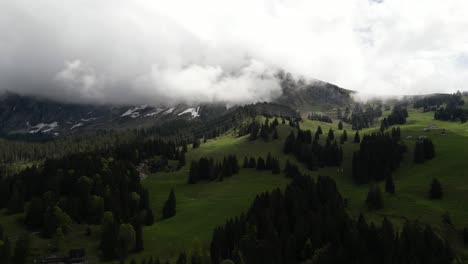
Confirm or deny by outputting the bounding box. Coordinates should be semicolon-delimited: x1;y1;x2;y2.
178;106;200;118
71;123;83;130
28;121;59;133
121;105;148;118
161;107;175;116
81;117;98;122
145;108;166;117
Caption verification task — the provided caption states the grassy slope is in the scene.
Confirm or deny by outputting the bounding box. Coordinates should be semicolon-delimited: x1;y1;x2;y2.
2;110;468;262
138;110;468;262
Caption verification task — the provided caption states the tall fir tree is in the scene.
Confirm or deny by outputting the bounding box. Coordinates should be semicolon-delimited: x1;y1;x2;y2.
162;189;176;219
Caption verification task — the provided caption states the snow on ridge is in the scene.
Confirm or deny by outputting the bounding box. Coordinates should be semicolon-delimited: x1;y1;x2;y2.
178;106;200;119
81;117;98;122
145;108;166;117
71;123;83;130
161;107;175;116
121;105;148;118
28;121;59;134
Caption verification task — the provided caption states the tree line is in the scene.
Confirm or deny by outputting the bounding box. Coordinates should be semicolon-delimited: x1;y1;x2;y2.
188;155;240;184
242;153;281;175
284;128;343;170
352;131;407;184
307;113;332;123
210;173;453;264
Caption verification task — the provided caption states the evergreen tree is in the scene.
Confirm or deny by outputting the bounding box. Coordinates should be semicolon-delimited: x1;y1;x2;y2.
463;228;468;245
385;175;395;194
366;185;383;210
423;138;435;160
248;157;256;168
283;131;295;154
429;178;443;199
176;252;187;264
118;224;136;259
12;234;30;264
192;139;200;149
343;130;348;141
414;141;425;163
338;121;343;130
354;131;361;143
272;127;279;139
256;157;266;170
178;152;186;168
100;212;118;260
327;128;335;141
188;161;199;184
133;216;144;252
162;189;176;219
243;156;249;168
317;126;323;135
145;209;154;226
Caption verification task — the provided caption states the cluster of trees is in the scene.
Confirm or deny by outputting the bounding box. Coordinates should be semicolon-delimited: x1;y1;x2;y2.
210;174;453;264
414;138;435;163
352;132;407;184
242;153;281;174
284;128;343;170
0;226;31;264
188;155;240;184
307;113;332;123
380;106;408;130
414;92;464;110
434;106;467;123
0;137;174;260
238;117;280;141
100;210;146;260
342;104;382;130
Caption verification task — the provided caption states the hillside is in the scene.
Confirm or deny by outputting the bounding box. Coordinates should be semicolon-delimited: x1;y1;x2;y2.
1;97;468;263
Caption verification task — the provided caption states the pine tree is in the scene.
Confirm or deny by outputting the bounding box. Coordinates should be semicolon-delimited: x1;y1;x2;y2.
338;121;343;130
272;127;279;139
317;126;323;135
385;175;395;194
176;252;187;264
366;185;383;210
188;161;199;184
414;141;425;163
101;212;118;260
354;131;361;143
248;157;256;168
243;156;249;168
429;178;442;199
283;131;295;154
327;128;335;141
145;209;154;225
162;189;176;218
13;234;30;264
192;139;200;149
423;138;435;160
256;157;266;170
178;152;186;167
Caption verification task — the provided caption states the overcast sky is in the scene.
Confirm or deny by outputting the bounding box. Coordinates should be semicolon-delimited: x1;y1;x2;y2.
1;0;467;105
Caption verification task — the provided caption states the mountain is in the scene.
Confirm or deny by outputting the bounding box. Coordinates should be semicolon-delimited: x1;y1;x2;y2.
0;79;354;139
274;73;354;111
0;93;229;139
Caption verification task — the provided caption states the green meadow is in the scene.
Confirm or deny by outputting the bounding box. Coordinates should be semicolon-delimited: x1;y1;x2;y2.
1;108;468;262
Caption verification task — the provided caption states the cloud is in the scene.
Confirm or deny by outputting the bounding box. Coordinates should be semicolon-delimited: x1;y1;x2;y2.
0;0;467;105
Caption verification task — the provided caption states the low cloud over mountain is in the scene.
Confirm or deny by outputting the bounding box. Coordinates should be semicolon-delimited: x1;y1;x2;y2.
1;0;467;105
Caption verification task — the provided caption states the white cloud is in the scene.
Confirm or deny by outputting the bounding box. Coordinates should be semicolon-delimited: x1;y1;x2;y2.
0;0;467;104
